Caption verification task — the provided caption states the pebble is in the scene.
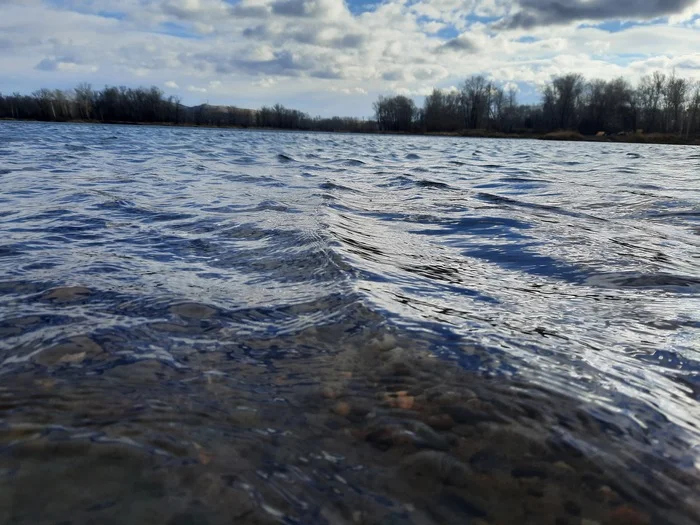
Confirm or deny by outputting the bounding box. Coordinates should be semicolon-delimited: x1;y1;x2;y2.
383;392;415;410
321;386;338;400
511;465;548;479
170;302;217;319
371;333;397;352
198;449;213;465
469;450;510;474
399;451;470;487
348;401;372;417
408;420;450;450
446;398;506;425
35;378;57;390
597;485;617;503
609;505;651;525
427;414;455;431
58;351;86;364
366;427;413;450
424;387;476;404
397;396;415;410
553;461;576;473
333;402;351;417
366;421;449;451
386;362;412;377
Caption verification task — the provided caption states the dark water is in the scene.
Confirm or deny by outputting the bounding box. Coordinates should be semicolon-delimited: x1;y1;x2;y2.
1;121;699;525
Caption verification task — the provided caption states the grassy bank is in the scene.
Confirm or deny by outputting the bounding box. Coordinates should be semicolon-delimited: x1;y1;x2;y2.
540;130;700;145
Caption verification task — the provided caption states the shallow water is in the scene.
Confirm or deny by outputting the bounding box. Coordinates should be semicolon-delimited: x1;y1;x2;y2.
0;121;699;525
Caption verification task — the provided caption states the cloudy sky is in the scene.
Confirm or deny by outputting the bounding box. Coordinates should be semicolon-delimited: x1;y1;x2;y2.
1;0;700;116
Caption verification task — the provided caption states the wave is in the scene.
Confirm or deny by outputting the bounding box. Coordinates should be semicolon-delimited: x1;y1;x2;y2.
585;272;700;292
416;179;451;189
1;123;699;524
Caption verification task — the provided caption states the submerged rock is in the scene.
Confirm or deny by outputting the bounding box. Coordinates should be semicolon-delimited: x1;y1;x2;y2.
441;399;503;425
35;335;104;366
41;286;92;303
426;414;455;431
399;451;471;488
333;401;351;417
609;505;651;525
366;420;450;451
170;303;218;319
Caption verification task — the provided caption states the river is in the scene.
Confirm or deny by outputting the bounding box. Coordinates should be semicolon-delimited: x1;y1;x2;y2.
1;121;699;524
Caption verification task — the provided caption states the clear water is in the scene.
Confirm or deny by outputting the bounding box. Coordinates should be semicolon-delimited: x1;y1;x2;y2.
0;121;699;525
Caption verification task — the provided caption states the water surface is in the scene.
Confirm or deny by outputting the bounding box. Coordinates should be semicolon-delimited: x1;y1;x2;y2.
1;122;699;524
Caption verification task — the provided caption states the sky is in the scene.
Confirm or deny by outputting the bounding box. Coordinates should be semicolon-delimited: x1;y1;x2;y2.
1;0;700;117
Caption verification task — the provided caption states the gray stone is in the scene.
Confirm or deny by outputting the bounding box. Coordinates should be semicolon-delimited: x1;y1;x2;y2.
400;451;471;488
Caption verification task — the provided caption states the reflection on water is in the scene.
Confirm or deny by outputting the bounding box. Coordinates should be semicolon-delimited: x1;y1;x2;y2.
0;122;699;524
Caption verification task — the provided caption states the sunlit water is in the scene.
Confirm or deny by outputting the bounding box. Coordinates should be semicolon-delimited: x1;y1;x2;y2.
1;121;699;525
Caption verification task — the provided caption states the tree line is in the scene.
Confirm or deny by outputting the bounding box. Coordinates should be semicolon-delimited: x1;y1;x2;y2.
374;71;700;137
2;72;700;138
0;84;377;132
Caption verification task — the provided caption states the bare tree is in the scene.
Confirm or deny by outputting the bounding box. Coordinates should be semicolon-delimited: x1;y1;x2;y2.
551;74;585;129
687;83;700;137
374;95;417;132
74;83;94;120
664;73;688;134
460;76;492;129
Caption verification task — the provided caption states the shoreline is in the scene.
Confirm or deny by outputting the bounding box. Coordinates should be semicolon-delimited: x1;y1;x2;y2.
2;117;699;146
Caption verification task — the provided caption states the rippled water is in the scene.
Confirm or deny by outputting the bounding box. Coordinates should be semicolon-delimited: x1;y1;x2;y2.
1;121;699;525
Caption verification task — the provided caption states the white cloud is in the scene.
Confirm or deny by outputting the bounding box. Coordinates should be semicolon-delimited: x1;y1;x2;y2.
331;86;368;95
421;21;446;33
253;77;277;87
35;57;98;73
0;0;698;115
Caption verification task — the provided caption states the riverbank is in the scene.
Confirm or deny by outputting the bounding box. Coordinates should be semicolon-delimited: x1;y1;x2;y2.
2;117;699;145
441;128;700;145
537;130;700;145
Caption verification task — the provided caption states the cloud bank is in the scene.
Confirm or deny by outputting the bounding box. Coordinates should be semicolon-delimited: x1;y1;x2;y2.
500;0;700;29
0;0;699;115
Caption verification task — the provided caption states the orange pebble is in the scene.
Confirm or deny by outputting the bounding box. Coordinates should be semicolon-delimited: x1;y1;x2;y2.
609;505;651;525
333;402;351;417
396;396;415;410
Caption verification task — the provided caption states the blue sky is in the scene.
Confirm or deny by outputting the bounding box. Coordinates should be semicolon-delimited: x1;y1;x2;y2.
2;0;700;116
